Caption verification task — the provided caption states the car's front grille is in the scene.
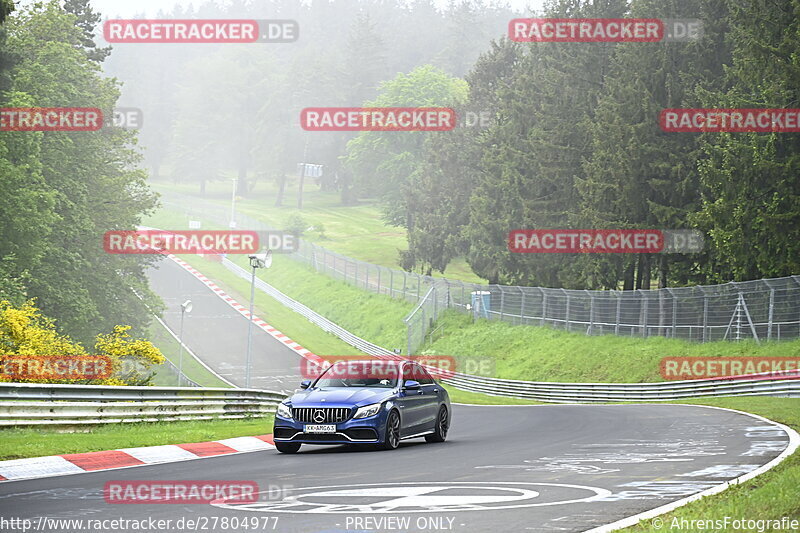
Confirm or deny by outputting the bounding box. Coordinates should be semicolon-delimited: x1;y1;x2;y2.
292;407;350;423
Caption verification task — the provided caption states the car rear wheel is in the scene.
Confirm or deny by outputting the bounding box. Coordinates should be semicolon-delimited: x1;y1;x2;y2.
381;410;401;450
425;406;448;443
275;441;301;454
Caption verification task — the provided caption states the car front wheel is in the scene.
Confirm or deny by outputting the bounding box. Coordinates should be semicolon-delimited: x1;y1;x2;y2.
381;410;401;450
425;406;448;443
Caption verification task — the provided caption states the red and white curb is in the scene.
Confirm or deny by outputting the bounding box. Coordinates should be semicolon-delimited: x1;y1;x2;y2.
167;254;327;369
0;435;275;483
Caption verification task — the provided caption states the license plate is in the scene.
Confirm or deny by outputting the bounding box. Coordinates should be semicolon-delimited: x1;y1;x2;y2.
304;424;336;434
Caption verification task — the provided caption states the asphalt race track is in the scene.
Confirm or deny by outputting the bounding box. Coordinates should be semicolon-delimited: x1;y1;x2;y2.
0;403;792;532
0;258;792;533
147;257;303;393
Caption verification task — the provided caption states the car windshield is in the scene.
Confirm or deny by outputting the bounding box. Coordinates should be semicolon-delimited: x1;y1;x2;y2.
313;361;399;388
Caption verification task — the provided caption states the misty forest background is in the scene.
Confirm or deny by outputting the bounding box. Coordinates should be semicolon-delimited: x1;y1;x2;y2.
0;0;798;344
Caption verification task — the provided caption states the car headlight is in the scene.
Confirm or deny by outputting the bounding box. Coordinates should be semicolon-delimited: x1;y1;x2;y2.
353;402;383;419
276;403;292;419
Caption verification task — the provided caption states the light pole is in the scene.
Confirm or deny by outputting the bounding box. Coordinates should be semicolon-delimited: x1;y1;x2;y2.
177;300;192;386
245;249;273;388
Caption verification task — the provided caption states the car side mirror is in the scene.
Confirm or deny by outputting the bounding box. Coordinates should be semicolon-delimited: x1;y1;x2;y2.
300;380;311;389
403;380;420;390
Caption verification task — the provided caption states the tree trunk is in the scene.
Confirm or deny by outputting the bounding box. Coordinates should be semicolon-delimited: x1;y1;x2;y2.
635;254;651;290
659;255;669;288
623;258;635;290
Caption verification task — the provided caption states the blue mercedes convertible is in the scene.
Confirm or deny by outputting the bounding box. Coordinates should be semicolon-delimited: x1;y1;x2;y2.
273;359;450;453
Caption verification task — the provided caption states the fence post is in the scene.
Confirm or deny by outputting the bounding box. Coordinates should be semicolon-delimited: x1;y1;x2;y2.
701;288;709;342
377;267;381;295
667;288;677;338
587;290;594;334
499;287;505;322
365;264;369;291
402;272;407;299
638;289;649;337
519;287;526;325
433;286;438;323
563;289;570;331
389;269;394;298
406;319;412;356
767;287;775;341
615;292;621;335
541;288;547;326
417;275;421;300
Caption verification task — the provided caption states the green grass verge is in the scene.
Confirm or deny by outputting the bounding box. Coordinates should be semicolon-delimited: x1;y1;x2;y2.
148;180;486;283
423;312;800;382
0;416;274;461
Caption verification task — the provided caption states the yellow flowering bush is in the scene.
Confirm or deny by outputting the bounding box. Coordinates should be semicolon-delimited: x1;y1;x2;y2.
0;300;165;385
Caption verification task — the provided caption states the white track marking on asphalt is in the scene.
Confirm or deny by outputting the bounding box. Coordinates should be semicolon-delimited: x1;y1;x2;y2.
216;436;274;452
583;404;800;533
745;425;789;438
677;464;761;478
0;456;85;480
211;481;611;514
116;445;199;463
597;481;721;502
741;441;789;456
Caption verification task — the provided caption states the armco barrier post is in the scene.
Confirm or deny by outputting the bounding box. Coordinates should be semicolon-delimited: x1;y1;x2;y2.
767;286;775;341
701;287;709;342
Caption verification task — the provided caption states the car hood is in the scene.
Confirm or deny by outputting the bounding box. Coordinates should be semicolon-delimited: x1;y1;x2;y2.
289;387;395;407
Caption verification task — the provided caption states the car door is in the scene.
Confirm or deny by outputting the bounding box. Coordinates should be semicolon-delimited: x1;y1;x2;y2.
397;362;427;437
412;364;441;431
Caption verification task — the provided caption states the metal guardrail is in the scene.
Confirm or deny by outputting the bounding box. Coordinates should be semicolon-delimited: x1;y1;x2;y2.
0;382;286;426
442;371;800;402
